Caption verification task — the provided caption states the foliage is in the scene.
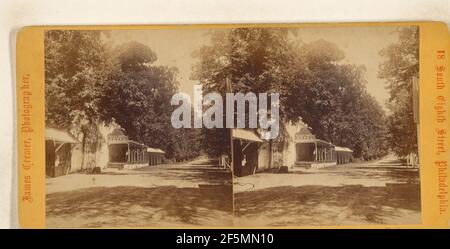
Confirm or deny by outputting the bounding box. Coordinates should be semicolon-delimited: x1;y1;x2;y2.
193;28;389;160
45;30;111;169
45;32;201;162
192;28;295;157
379;27;419;157
45;30;110;130
288;41;389;159
101;41;201;159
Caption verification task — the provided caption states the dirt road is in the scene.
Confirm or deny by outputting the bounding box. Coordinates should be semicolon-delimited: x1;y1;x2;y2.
46;158;233;228
234;155;421;226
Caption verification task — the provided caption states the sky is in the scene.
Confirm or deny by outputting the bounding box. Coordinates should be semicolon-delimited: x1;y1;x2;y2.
109;26;402;111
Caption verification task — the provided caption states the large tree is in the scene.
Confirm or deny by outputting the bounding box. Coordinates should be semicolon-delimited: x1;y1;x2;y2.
193;28;389;160
46;32;202;165
379;27;419;157
45;30;110;129
192;28;296;157
45;30;112;169
101;41;201;160
287;40;389;159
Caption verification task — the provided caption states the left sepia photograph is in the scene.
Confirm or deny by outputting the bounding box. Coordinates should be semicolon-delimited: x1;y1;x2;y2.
44;29;232;228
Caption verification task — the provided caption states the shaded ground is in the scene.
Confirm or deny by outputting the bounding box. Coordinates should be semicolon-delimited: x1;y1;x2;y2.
234;155;421;226
46;157;233;228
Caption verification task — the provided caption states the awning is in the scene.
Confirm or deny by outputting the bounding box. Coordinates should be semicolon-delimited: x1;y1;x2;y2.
147;147;165;154
316;139;335;147
296;138;334;147
45;128;80;143
232;129;263;143
335;146;353;152
129;140;147;147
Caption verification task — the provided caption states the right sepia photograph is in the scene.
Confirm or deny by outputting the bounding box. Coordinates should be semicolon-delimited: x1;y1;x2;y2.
227;26;421;226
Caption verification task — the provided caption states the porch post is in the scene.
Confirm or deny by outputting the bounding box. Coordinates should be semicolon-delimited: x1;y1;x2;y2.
314;141;318;162
127;143;130;163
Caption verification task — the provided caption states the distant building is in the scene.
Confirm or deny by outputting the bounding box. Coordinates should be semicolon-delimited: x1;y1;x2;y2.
107;128;165;170
286;122;337;169
232;121;354;177
147;147;166;166
335;146;353;165
45;125;165;177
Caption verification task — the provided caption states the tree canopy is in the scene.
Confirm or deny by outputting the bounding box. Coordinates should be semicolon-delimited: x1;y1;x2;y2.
101;41;201;159
193;28;389;160
379;27;419;157
45;27;417;163
45;31;201;162
45;30;110;130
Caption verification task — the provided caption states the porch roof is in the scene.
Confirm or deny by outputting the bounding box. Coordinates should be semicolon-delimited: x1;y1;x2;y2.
128;140;147;147
296;138;334;147
232;129;263;143
335;146;353;152
147;147;165;154
45;128;80;144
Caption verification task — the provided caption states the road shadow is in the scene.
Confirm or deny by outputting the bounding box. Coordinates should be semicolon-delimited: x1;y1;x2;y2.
295;166;420;184
47;184;233;227
134;166;233;185
234;183;421;226
340;167;419;183
188;159;220;165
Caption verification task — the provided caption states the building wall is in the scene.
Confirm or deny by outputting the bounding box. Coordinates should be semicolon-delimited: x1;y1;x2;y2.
336;151;352;164
285;139;296;168
148;153;165;165
257;143;271;170
46;141;73;177
69;123;112;172
98;124;112;168
279;121;304;168
70;143;83;172
233;140;263;176
243;143;259;175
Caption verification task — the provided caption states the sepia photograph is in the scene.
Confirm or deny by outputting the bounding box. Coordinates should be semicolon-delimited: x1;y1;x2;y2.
228;26;421;226
43;25;421;228
44;29;233;227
